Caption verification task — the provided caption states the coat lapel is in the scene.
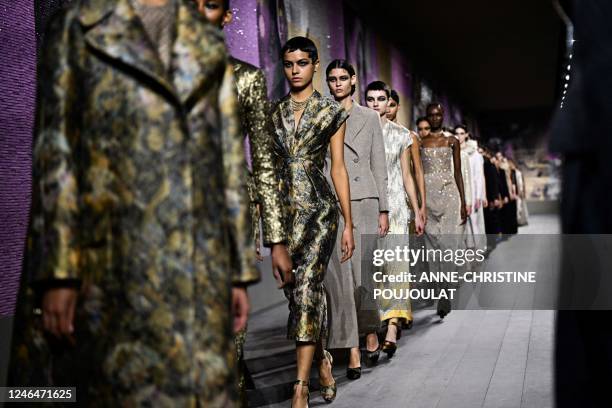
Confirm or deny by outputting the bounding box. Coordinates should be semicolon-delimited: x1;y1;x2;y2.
79;0;175;97
345;103;367;150
171;1;228;107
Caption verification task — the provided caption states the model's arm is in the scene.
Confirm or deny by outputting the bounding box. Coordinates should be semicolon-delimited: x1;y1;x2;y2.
246;70;287;246
410;134;426;216
330;122;355;262
369;114;389;236
30;11;82;341
370;114;389;212
450;138;467;223
400;146;423;234
461;152;473;215
220;63;259;286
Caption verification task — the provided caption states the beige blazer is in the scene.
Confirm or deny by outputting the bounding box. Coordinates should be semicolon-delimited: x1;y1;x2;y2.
326;103;389;212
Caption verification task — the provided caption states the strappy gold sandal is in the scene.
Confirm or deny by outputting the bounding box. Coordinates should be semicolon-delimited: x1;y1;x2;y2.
319;350;337;403
291;379;309;408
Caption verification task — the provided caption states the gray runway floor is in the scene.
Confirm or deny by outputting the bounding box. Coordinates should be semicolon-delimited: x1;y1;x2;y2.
249;214;559;408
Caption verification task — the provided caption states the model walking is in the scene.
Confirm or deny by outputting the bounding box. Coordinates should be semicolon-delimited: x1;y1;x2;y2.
420;105;467;319
325;59;389;379
366;81;423;359
272;37;354;407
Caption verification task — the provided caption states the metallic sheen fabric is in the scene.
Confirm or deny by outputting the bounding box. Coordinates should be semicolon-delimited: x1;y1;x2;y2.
231;57;286;247
9;1;255;406
272;91;348;342
378;119;413;323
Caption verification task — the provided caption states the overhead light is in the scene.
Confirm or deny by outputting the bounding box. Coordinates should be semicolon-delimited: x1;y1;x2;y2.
565;75;570;80
567;65;571;71
563;90;567;95
569;54;573;59
565;83;569;88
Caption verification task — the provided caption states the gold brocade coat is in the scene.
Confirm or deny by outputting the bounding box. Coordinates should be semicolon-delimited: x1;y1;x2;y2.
9;0;256;406
231;57;286;246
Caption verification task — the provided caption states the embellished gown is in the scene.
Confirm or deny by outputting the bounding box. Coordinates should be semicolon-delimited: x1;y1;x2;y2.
378;120;413;323
422;147;464;302
271;91;348;342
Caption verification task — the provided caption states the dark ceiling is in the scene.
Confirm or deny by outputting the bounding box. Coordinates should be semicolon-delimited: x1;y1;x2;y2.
348;0;564;115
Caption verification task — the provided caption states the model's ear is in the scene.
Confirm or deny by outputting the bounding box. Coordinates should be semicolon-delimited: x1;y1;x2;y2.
314;59;320;72
222;9;233;27
350;75;357;86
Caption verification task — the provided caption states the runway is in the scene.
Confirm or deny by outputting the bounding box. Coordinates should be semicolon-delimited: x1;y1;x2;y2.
246;214;559;407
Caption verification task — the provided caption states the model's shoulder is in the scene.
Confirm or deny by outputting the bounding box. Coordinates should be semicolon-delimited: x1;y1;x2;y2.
314;92;340;109
354;104;377;120
271;94;290;111
388;120;409;134
230;57;261;75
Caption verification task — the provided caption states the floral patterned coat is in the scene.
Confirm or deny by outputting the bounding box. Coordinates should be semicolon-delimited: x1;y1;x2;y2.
9;0;256;406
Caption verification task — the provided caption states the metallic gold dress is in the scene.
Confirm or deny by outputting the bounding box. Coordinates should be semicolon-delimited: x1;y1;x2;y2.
378;120;413;323
422;147;464;294
271;91;348;342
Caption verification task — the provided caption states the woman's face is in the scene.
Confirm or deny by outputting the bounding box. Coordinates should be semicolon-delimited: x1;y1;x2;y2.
326;68;355;100
197;0;231;27
283;50;317;90
386;98;399;121
417;120;431;139
365;90;389;117
427;106;444;130
455;127;468;143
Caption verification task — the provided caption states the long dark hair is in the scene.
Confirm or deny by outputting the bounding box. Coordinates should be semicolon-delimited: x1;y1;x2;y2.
326;59;356;95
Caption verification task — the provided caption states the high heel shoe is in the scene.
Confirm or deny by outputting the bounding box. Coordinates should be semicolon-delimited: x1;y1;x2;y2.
346;366;361;380
437;299;451;319
364;345;380;366
319;350;337;403
291;379;309;408
382;321;400;358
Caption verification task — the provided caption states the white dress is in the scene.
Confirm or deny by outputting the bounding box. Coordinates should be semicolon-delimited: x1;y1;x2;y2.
463;140;487;250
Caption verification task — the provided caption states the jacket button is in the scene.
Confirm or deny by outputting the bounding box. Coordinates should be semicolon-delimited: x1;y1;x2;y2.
354;176;360;182
353;158;359;163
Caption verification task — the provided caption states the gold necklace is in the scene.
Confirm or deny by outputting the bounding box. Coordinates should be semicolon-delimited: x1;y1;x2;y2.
290;93;313;112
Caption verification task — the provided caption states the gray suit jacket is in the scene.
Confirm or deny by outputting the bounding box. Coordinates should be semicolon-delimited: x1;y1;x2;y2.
326;103;389;212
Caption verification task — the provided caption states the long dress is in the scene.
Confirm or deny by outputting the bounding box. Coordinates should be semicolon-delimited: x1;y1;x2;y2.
9;2;256;406
378;120;413;323
463;140;487;250
515;169;529;226
422;147;464;303
271;90;348;342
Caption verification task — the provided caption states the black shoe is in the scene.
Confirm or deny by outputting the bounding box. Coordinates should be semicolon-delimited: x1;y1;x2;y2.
364;346;380;366
347;366;361;380
437;299;451;319
405;320;413;330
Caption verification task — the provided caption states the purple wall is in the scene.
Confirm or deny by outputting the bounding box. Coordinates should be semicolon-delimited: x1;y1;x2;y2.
0;0;36;316
225;0;260;67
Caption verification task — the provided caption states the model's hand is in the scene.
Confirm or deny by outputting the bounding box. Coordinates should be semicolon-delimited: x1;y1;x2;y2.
232;287;250;334
340;226;355;263
255;235;263;262
483;199;488;208
414;210;425;236
271;244;293;289
494;199;501;208
503;197;509;204
42;288;77;345
378;212;389;237
420;206;428;225
466;205;472;216
475;199;481;210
